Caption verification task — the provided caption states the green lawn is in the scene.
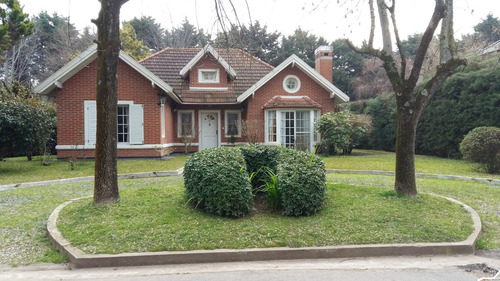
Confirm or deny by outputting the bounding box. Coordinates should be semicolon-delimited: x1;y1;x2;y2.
1;150;497;186
58;178;472;254
0;155;187;185
0;149;498;266
322;149;500;179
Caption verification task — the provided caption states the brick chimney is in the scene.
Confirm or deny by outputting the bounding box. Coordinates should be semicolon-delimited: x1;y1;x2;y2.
315;46;333;83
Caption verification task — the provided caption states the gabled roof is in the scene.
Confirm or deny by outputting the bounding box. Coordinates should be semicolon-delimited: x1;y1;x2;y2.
140;47;273;104
179;44;237;79
33;44;181;103
237;54;350;104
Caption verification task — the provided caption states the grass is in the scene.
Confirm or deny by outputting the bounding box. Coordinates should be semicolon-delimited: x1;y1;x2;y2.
0;154;187;185
0;181;93;265
328;173;500;250
323;149;500;180
1;149;498;186
57;177;473;254
0;149;498;265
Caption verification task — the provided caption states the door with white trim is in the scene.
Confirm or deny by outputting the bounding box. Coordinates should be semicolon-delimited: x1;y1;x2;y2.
200;112;219;150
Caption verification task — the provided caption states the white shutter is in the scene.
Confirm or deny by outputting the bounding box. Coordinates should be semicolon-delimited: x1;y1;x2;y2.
129;104;144;144
84;101;97;146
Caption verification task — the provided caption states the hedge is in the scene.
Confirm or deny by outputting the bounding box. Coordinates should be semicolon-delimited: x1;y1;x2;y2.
278;149;326;216
183;147;253;217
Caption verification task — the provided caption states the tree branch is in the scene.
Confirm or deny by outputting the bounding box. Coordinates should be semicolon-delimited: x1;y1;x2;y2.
439;0;454;64
377;0;392;54
388;0;406;81
368;0;375;48
406;0;446;91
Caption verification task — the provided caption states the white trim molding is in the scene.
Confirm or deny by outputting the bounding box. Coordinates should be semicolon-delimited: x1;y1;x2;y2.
237;54;349;104
180;44;237;79
189;87;228;92
56;143;200;150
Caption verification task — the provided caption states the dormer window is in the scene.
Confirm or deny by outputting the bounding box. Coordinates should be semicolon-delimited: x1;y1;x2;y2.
199;69;219;83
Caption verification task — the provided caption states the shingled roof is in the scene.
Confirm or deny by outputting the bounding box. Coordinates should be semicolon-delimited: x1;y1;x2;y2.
262;96;323;109
139;47;274;104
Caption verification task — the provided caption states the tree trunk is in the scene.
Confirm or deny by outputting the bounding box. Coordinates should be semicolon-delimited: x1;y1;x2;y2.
394;102;418;196
93;0;128;205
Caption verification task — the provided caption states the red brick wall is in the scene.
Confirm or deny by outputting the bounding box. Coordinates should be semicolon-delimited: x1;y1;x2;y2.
245;65;336;142
189;55;229;88
55;59;173;158
55;56;336;158
172;104;245;144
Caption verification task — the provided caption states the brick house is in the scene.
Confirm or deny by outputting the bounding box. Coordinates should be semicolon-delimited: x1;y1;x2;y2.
34;44;349;159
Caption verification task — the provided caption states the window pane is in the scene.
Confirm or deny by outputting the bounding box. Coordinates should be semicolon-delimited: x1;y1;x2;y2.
227;113;239;135
117;105;129;143
267;110;276;142
180;113;193;136
281;111;295;148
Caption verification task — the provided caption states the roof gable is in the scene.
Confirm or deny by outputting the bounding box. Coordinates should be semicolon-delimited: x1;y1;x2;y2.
237;54;349;104
140;47;273;104
179;44;237;80
33;44;180;103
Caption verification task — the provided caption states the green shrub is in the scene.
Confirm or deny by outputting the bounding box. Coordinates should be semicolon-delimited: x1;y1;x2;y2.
315;111;372;155
183;147;253;217
278;149;326;216
240;144;282;191
459;126;500;174
0;81;56;160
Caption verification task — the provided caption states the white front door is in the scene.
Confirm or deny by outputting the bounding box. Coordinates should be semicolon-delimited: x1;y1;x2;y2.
200;112;219;150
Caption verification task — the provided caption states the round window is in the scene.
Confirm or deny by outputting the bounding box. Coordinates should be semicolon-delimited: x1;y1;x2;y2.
283;75;301;93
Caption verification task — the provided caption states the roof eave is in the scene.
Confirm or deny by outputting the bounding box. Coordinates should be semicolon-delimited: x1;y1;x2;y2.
179;44;237;79
119;50;181;103
33;43;182;104
33;44;98;95
237;54;350;103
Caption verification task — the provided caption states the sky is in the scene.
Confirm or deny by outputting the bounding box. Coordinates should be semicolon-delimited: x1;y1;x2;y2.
20;0;500;46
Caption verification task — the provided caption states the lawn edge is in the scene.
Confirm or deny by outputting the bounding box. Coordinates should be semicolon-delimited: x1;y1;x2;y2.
0;168;184;191
47;194;481;268
327;169;500;185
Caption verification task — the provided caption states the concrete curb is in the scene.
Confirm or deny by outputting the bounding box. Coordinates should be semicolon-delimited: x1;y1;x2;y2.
327;169;500;185
0;168;184;191
47;194;482;268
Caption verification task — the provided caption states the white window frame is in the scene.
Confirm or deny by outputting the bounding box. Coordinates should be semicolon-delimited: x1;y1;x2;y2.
265;110;277;143
177;110;195;138
283;75;301;93
117;105;130;144
198;69;220;83
84;100;143;147
313;109;321;144
224;110;241;137
264;109;319;151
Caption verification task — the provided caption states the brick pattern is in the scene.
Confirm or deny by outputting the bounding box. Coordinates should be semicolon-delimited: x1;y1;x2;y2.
246;65;335;143
54;47;337;158
55;60;172;158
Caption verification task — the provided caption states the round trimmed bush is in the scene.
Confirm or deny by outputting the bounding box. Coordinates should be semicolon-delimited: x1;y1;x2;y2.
277;149;326;216
183;147;253;217
240;144;283;191
459;126;500;174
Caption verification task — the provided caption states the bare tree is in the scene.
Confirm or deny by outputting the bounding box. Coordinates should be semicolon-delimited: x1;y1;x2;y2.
91;0;129;205
347;0;465;196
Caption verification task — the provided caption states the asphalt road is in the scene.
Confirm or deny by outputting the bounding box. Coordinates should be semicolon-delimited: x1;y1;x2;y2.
1;255;499;281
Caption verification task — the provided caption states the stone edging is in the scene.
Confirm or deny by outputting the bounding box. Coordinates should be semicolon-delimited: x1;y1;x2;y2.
0;168;184;191
47;194;482;268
